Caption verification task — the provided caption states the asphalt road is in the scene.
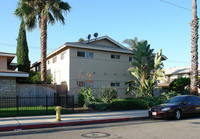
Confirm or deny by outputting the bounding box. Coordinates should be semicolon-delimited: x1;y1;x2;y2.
1;117;200;139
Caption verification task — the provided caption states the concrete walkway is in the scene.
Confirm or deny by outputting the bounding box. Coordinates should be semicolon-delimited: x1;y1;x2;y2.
0;110;149;131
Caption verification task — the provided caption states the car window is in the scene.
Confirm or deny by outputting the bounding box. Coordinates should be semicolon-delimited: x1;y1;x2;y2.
168;96;185;103
184;97;195;104
192;96;200;105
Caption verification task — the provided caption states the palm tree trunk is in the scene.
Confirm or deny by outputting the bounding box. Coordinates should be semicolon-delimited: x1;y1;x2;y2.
190;0;199;95
40;16;47;84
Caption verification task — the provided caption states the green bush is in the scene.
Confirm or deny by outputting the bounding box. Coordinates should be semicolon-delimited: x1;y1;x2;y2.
86;102;110;111
97;86;118;103
17;71;52;84
78;86;95;107
169;77;190;92
110;98;147;111
141;97;167;107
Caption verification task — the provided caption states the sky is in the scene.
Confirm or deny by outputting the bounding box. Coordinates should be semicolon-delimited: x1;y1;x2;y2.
0;0;197;69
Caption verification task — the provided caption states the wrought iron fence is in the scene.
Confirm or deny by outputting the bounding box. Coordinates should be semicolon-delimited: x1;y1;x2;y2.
0;95;74;117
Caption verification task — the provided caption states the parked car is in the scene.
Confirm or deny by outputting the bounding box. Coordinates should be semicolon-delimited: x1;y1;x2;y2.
149;95;200;120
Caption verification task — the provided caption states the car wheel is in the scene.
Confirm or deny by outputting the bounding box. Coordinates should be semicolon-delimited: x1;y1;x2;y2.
174;110;181;120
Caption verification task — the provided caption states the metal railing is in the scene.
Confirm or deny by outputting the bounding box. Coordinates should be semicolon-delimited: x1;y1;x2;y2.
0;95;74;117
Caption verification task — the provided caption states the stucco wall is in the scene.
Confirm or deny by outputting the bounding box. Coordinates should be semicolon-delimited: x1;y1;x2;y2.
69;48;134;103
16;84;56;96
0;56;7;70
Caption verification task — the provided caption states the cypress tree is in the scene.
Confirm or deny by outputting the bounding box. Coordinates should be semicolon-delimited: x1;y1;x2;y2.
16;19;30;72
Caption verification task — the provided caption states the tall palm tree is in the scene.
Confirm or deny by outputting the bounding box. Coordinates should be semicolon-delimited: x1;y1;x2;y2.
190;0;199;95
15;0;71;84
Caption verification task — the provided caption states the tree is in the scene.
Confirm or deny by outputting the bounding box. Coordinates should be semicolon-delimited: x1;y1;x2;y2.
123;37;145;49
126;41;165;97
78;38;85;42
16;19;30;72
190;0;199;95
15;0;71;84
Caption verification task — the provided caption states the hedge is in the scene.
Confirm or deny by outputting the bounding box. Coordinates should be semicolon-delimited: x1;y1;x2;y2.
110;98;147;111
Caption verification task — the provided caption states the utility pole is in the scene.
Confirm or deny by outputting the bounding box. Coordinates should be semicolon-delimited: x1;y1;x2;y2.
190;0;199;95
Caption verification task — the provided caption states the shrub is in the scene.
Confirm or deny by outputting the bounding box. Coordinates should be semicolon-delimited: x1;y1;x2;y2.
97;86;118;103
141;97;167;107
169;77;190;92
86;102;110;111
78;86;95;107
110;98;147;111
17;71;52;84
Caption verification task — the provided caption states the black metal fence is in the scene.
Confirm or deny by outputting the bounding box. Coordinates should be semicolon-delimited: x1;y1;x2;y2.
0;95;74;117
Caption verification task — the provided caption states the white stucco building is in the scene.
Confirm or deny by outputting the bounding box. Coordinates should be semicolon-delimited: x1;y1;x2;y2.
32;36;167;103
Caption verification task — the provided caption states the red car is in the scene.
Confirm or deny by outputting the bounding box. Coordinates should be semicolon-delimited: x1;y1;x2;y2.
149;95;200;120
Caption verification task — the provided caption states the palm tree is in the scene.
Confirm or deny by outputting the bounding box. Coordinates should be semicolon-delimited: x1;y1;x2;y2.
123;37;145;49
15;0;71;84
190;0;199;95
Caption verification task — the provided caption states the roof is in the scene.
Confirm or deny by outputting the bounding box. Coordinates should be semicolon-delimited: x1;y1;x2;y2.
0;70;29;78
0;52;16;65
165;66;200;75
32;35;168;67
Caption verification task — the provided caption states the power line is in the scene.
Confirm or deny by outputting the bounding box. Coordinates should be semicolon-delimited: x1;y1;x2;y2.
160;0;200;14
164;60;190;64
0;43;55;50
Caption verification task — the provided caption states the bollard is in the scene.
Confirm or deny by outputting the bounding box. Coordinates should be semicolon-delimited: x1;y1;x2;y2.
55;106;62;121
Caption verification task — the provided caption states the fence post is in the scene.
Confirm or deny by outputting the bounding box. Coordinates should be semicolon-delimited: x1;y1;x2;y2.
46;95;48;113
16;95;19;115
72;95;74;112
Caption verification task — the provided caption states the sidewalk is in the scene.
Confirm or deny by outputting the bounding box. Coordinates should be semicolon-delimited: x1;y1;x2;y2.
0;110;149;132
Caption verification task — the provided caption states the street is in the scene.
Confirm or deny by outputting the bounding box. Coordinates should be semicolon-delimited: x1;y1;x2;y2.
1;117;200;139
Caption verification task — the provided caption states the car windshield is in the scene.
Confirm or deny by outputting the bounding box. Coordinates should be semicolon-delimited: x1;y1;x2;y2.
167;96;185;103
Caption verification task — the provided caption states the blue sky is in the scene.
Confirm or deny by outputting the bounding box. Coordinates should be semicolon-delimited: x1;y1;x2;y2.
0;0;197;68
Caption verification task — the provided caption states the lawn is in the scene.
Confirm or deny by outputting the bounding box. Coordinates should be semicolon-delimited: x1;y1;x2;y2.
0;106;72;117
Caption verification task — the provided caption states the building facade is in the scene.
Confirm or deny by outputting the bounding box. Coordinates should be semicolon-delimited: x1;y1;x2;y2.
0;52;29;97
32;36;166;103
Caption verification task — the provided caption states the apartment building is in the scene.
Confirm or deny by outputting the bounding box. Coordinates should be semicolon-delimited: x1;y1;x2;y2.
32;36;165;103
0;52;29;96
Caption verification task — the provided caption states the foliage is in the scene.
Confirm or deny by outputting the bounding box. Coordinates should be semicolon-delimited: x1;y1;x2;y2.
78;38;85;42
17;71;52;84
169;77;190;92
123;37;145;49
86;102;110;111
161;90;190;100
97;86;118;103
141;97;167;107
110;98;147;111
16;19;30;72
15;0;71;83
126;40;165;97
78;86;95;107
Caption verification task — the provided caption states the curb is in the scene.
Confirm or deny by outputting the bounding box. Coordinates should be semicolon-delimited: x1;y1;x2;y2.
0;116;149;132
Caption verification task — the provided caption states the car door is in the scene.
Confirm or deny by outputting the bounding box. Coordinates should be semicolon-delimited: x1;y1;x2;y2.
181;96;196;114
193;96;200;114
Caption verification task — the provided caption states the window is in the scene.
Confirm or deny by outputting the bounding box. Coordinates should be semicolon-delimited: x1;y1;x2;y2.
77;51;94;58
77;81;94;88
77;81;85;87
61;52;66;60
47;60;50;64
129;57;135;62
77;51;85;57
111;55;115;59
111;82;120;87
111;54;120;59
85;52;94;58
116;55;120;59
53;56;57;63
